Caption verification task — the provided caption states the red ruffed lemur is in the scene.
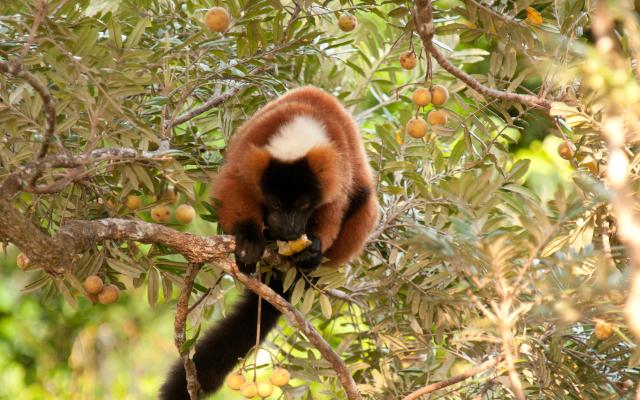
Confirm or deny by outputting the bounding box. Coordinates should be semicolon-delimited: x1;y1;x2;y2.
161;86;379;399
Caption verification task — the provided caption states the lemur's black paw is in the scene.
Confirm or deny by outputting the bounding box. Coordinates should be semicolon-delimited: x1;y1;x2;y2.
233;220;265;274
291;237;323;271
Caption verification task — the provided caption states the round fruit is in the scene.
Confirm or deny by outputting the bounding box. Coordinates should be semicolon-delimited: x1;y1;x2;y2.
83;275;104;295
226;373;246;391
406;117;428;138
269;368;290;387
204;7;230;32
412;88;431;107
176;204;196;224
595;321;613;340
338;15;357;32
580;157;599;174
126;195;142;210
240;382;258;398
557;142;574;160
431;85;449;105
256;381;274;397
16;253;30;270
151;204;172;223
399;51;417;70
98;284;120;305
427;109;448;126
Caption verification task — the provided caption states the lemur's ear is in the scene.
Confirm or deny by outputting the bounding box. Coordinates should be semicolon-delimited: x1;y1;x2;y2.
238;145;270;194
306;144;344;203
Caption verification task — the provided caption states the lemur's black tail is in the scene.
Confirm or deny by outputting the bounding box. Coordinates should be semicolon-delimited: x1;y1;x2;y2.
160;279;285;400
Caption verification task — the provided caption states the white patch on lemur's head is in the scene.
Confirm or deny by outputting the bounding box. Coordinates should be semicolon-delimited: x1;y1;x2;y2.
265;115;329;162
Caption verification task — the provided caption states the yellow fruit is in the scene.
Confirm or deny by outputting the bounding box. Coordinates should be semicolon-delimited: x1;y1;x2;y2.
399;51;417;70
256;381;274;397
240;382;258;398
595;321;613;340
98;285;120;305
557;142;574;160
226;373;246;391
427;109;448;126
151;204;172;223
204;7;230;32
126;195;142;210
338;15;357;32
83;275;104;295
17;253;30;270
580;157;599;174
406;117;428;138
277;234;312;256
176;204;196;224
269;368;290;387
450;361;469;376
412;88;431;107
526;7;543;26
430;85;449;105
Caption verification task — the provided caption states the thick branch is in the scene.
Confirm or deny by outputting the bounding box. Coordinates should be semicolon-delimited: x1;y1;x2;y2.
2;214;361;399
411;0;552;110
175;263;203;400
401;358;498;400
0;60;57;160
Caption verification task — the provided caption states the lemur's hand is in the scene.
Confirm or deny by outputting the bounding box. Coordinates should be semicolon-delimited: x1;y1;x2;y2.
291;235;322;271
233;221;265;274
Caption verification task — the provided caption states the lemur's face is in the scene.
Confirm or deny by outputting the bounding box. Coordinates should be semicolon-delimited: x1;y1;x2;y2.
261;158;321;241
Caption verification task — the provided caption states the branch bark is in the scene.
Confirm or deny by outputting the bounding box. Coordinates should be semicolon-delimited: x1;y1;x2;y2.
411;0;552;110
0;212;362;399
401;358;498;400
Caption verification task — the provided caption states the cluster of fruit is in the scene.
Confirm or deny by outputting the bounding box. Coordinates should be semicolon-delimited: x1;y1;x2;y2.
406;85;450;139
125;192;196;224
83;275;120;304
225;368;290;399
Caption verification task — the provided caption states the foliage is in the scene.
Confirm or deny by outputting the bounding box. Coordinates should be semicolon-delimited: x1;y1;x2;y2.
1;0;639;399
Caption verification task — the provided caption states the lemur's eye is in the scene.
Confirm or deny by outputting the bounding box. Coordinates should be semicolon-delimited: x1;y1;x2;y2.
272;202;281;210
299;201;310;210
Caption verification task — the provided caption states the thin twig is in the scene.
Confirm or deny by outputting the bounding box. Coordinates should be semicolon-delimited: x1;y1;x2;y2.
401;358;498;400
15;0;46;65
174;262;203;400
411;0;552;110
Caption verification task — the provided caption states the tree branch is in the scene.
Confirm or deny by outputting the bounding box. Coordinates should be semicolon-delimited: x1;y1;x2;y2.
0;212;362;399
175;263;203;400
0;60;57;160
401;358;498;400
411;0;552;110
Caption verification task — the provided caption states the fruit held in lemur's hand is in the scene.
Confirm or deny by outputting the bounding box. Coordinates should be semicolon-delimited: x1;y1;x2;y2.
17;253;30;270
151;204;172;223
338;14;357;32
269;368;290;387
126;195;142;210
240;382;258;398
427;109;448;126
256;381;274;397
412;88;432;107
595;321;613;340
204;7;230;32
399;51;417;70
176;204;196;224
430;85;449;105
277;234;312;256
83;275;104;295
557;142;574;160
406;117;428;138
98;284;120;304
226;373;246;391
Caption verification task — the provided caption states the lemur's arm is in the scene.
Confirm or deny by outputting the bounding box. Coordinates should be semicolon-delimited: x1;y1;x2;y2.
213;166;265;273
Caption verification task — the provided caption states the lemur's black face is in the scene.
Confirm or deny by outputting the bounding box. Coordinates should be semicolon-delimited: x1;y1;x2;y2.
261;158;321;241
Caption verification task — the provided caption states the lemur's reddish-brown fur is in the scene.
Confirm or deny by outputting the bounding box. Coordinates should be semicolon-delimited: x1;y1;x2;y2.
212;86;378;266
